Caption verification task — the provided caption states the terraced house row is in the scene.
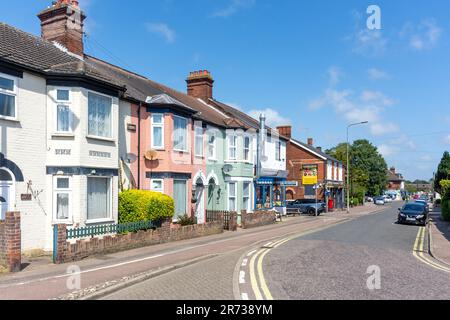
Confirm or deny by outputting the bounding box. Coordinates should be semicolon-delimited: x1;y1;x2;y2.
0;0;344;253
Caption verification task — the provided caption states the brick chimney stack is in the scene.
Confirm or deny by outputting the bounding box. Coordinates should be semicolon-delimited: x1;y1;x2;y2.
276;126;292;139
186;70;214;101
38;0;86;56
307;138;314;147
390;167;396;174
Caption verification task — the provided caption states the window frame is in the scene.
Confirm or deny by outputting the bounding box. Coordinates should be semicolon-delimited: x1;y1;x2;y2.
275;141;282;161
150;179;164;193
151;113;165;150
207;131;216;161
52;176;73;224
173;179;188;220
54;87;73;134
228;182;237;212
244;136;251;162
228;134;237;161
0;72;18;121
194;125;204;157
87;91;114;140
243;181;252;212
86;176;113;224
173;115;188;152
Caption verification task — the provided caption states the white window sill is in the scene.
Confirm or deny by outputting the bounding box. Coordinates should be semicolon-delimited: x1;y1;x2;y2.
52;220;74;225
0;116;19;122
85;218;115;225
173;149;189;154
52;133;75;138
208;158;218;162
151;147;165;151
86;135;115;143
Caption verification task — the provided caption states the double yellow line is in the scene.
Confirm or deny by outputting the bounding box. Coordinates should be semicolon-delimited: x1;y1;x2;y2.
413;227;450;273
248;236;296;300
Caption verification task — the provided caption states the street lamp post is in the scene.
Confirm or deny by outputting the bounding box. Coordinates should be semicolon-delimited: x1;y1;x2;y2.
346;121;369;213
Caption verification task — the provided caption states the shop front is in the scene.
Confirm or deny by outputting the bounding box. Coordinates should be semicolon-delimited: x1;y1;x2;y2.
255;170;290;215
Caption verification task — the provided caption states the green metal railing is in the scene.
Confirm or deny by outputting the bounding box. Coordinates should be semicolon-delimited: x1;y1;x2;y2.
67;221;156;240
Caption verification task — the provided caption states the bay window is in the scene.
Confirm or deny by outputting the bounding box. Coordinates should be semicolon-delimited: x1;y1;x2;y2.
88;92;112;138
173;116;188;152
243;182;251;212
53;176;72;222
151;114;164;149
0;74;17;119
87;177;112;222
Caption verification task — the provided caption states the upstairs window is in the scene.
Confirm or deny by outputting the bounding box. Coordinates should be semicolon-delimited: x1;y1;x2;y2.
244;136;251;162
228;135;237;160
195;126;203;157
88;92;112;138
151;114;164;149
173;116;188;152
0;74;17;119
55;89;72;133
275;141;281;161
208;133;216;160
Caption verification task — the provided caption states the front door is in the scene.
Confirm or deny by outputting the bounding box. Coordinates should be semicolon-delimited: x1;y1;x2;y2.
0;184;10;220
195;184;205;224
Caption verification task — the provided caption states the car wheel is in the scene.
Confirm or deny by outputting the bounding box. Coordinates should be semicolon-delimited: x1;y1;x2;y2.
308;209;316;216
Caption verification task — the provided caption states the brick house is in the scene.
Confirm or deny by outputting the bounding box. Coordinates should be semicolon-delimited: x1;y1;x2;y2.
277;126;345;210
387;167;405;191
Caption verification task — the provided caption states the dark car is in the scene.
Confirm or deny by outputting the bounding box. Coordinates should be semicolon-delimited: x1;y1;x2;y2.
414;200;430;213
287;199;326;216
398;203;428;226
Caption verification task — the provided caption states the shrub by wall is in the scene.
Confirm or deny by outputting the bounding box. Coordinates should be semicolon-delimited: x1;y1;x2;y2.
441;197;450;221
119;190;174;223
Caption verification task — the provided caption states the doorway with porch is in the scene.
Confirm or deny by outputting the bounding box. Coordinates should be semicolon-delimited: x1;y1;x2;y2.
0;168;14;220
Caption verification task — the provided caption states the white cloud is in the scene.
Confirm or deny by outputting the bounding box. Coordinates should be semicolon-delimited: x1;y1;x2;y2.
145;23;176;43
370;122;399;136
368;68;390;80
248;108;291;127
420;155;433;162
350;29;387;56
444;134;450;145
212;0;255;18
328;66;343;86
360;90;394;106
378;144;396;157
402;19;442;51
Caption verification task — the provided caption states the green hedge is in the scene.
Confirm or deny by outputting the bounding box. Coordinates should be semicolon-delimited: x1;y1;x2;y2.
442;197;450;221
119;190;174;224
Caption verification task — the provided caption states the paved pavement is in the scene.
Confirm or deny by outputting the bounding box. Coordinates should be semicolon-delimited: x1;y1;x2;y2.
429;208;450;266
253;202;450;300
0;204;382;300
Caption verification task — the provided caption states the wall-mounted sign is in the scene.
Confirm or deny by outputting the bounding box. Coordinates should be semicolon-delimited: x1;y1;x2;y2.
55;149;71;155
89;151;112;158
280;181;298;187
302;164;318;185
21;194;32;201
127;123;137;132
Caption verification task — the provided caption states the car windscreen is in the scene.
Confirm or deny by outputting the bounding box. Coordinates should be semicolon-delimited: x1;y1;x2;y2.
403;204;424;211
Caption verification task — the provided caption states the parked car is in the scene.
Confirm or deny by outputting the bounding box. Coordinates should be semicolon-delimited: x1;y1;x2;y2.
383;195;393;203
365;196;373;203
374;197;385;205
286;199;326;216
414;200;430;213
398;203;428;226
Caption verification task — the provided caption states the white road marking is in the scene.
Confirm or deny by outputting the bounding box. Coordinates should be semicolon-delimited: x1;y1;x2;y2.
239;271;246;284
264;242;273;247
242;259;248;267
241;293;249;300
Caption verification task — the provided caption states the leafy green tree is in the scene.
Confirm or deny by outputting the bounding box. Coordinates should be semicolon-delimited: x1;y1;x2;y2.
434;151;450;195
327;139;388;197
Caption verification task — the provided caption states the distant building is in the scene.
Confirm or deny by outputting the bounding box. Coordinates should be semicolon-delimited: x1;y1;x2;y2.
387;167;405;191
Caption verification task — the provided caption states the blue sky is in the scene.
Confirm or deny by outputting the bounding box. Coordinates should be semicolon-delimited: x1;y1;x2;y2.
3;0;450;180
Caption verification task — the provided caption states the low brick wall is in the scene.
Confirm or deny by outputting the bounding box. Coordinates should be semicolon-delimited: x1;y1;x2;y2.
0;212;21;272
241;211;277;229
54;220;224;264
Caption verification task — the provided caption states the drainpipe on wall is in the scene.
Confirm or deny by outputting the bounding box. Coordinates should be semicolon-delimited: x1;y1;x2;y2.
137;103;142;189
257;113;266;179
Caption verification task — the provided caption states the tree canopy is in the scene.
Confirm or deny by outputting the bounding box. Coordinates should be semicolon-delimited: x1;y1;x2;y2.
326;139;388;196
434;151;450;195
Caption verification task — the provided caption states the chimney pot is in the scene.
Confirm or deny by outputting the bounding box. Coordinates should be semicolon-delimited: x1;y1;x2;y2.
186;70;214;101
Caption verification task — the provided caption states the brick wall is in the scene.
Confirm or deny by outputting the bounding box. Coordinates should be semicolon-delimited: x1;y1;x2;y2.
0;212;21;272
54;219;224;264
241;211;277;229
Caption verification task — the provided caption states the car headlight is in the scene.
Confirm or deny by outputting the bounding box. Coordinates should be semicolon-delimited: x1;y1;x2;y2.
416;215;425;219
400;213;406;217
